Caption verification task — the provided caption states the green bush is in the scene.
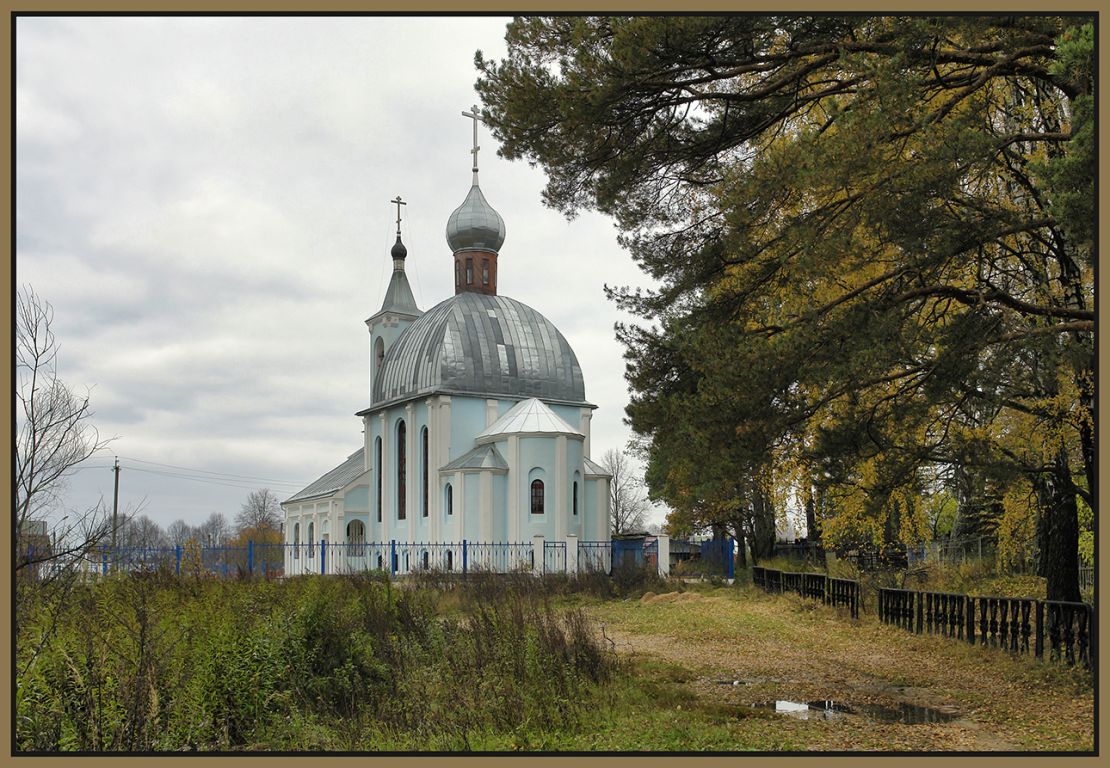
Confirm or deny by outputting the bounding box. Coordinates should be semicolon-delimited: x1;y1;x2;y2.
16;572;618;752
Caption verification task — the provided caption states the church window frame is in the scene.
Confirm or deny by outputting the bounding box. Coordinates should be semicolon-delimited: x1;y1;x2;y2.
573;481;579;516
530;479;545;515
397;420;407;520
466;257;473;285
446;483;453;516
374;336;385;369
455;261;461;287
421;427;429;517
482;259;489;285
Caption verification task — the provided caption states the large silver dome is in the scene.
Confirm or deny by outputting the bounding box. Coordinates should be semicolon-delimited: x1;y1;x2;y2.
445;184;506;253
372;292;586;406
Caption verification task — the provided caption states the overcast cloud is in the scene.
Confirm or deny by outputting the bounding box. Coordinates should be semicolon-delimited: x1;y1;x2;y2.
16;16;667;532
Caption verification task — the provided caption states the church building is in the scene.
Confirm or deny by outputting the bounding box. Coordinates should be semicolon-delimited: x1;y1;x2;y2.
282;110;612;574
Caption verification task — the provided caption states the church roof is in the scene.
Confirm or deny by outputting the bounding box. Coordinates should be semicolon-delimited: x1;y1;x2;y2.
365;292;588;410
371;267;421;320
284;448;366;504
476;397;584;442
440;444;509;473
583;456;612;478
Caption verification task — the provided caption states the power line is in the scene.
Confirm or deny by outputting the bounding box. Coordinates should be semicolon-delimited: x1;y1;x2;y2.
124;466;305;491
116;455;308;485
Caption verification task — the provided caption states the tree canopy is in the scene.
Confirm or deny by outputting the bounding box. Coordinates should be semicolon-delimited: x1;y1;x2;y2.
477;15;1093;599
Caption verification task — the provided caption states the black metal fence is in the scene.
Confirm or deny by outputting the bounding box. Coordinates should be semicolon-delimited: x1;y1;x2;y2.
878;588;1094;669
752;566;860;619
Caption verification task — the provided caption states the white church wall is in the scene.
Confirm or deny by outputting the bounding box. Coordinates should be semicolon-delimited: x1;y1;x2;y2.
449;397;487;461
343;486;369;513
463;472;482;540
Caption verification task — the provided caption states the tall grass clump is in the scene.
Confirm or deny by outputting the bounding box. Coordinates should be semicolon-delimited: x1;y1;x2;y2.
16;572;618;752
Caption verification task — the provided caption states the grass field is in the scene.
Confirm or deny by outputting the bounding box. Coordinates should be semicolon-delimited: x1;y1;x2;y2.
15;571;1094;752
562;583;1094;752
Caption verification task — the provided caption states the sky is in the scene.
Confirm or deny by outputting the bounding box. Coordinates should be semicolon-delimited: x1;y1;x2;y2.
15;16;671;534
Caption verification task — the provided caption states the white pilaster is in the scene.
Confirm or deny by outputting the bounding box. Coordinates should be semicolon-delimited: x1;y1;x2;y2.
379;412;389;541
426;397;438;541
480;470;493;541
455;470;465;543
508;434;520;543
597;480;608;541
406;402;415;543
566;533;579;576
579;408;593;457
555;435;567;542
486;398;499;428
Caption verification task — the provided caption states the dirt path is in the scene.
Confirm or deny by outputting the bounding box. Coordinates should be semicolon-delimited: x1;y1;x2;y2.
587;589;1093;752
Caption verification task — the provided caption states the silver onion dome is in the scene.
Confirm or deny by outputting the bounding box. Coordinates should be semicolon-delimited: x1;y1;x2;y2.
445;184;506;253
372;292;586;406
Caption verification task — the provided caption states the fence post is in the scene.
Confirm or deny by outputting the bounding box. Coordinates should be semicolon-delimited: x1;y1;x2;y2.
175;545;182;576
462;539;468;577
102;546;109;576
1035;600;1044;660
390;539;397;576
655;533;670;578
320;539;327;575
565;534;579;576
725;537;734;581
532;535;545;577
248;540;254;576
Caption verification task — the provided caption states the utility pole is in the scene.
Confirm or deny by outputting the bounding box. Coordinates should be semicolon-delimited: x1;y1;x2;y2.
111;457;120;569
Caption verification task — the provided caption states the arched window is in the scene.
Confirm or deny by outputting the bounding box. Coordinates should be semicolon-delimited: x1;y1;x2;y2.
446;483;453;516
421;427;429;517
374;336;385;368
397;420;407;520
482;259;489;285
293;522;300;559
307;521;315;557
347;520;365;557
375;437;383;522
466;257;473;284
573;481;579;516
530;479;545;515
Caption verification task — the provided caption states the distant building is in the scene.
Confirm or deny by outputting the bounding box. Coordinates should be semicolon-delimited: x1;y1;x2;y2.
17;519;52;579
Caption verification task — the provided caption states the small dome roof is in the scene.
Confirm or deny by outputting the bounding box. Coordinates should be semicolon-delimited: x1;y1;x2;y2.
371;292;586;406
390;235;407;260
445;184;505;253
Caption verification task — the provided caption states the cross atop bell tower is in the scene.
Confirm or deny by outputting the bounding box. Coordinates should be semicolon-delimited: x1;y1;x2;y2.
462;104;481;184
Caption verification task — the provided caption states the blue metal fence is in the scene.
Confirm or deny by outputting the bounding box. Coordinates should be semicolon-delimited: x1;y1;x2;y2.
578;540;612;573
82;538;664;579
699;538;736;579
544;540;566;574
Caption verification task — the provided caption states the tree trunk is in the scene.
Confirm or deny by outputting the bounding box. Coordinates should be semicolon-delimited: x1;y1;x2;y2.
731;520;748;569
804;483;820;542
750;487;776;563
1034;447;1081;603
